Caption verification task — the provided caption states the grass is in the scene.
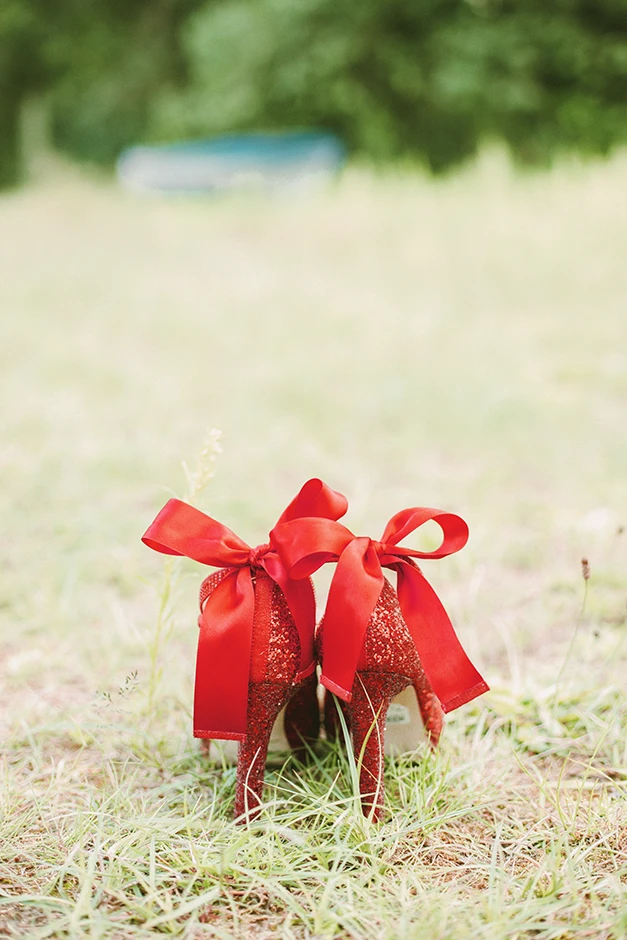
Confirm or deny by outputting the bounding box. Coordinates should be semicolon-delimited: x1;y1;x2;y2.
1;149;626;938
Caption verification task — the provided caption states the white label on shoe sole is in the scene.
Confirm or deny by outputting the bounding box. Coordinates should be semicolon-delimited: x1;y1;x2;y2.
385;703;411;725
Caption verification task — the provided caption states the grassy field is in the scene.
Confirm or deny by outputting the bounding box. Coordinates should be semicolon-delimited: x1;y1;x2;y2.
1;151;626;939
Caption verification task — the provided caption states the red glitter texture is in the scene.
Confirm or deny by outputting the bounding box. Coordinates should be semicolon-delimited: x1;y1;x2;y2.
199;568;319;821
319;576;444;820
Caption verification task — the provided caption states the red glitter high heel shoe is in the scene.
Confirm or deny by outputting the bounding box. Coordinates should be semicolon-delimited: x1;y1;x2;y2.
272;506;489;820
142;479;347;820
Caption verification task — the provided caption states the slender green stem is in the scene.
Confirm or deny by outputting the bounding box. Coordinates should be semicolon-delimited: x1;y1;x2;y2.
552;571;589;714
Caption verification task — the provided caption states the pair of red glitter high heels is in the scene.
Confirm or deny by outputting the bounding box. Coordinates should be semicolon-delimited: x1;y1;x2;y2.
142;479;488;821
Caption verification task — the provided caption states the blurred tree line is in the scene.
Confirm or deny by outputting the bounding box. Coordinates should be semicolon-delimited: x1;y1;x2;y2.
2;0;627;187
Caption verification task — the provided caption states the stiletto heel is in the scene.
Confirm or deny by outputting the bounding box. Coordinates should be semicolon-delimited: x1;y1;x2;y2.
323;609;445;752
283;671;320;757
332;578;441;818
413;676;444;747
142;479;348;821
348;671;411;820
272;504;488;819
236;681;293;820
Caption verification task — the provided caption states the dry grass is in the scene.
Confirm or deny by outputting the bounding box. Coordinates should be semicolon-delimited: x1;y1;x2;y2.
1;150;626;938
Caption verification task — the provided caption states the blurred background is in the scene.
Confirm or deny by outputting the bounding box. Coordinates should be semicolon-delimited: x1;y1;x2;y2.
3;0;627;185
1;0;626;731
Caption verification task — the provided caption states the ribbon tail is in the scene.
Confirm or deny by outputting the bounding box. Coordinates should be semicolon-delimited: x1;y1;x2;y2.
194;567;255;740
320;539;384;701
263;554;316;678
285;575;317;680
396;563;489;713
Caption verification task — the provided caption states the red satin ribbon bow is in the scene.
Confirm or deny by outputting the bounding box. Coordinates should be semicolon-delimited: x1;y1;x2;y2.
271;508;488;713
142;479;348;741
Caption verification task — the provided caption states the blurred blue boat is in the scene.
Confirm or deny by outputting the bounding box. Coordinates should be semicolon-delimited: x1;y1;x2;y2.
117;131;346;194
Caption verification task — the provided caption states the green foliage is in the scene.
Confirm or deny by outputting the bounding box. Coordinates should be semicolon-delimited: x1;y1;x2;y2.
433;0;627;164
48;0;195;165
4;0;627;182
152;0;627;171
0;0;199;183
0;91;21;188
151;0;483;171
0;0;51;185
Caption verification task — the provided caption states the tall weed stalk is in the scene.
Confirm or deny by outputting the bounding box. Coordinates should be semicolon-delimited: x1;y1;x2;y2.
144;428;223;728
551;556;590;716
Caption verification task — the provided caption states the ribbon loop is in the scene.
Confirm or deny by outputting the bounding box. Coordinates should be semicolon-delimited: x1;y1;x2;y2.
380;507;469;558
142;478;348;740
273;506;487;712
